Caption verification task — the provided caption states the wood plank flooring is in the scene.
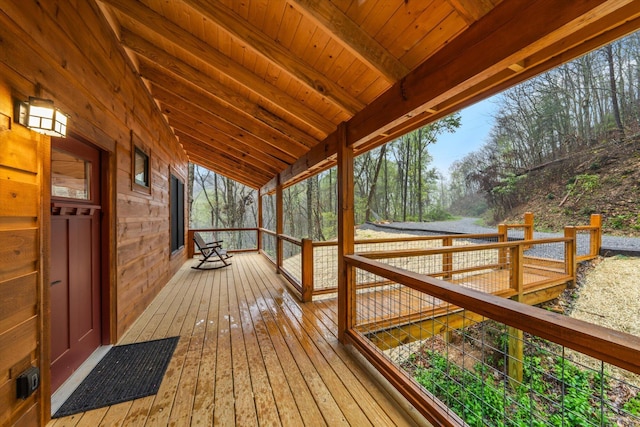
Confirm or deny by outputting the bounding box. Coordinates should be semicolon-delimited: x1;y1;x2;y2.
48;254;426;426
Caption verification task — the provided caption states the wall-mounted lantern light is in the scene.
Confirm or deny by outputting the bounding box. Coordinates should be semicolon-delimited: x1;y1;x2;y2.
14;96;68;137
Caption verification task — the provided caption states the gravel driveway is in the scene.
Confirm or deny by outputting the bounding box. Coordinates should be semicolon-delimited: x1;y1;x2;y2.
360;218;640;257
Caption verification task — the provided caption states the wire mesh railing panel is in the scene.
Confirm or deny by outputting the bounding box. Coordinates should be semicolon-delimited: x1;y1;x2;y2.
194;230;257;251
262;232;276;262
352;268;640;426
523;240;567;262
313;245;338;292
282;240;302;284
576;229;595;259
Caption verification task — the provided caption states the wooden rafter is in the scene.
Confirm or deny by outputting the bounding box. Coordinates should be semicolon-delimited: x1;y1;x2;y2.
120;28;335;135
167;114;284;176
173;0;365;115
139;62;318;150
444;0;499;24
288;0;409;82
152;86;297;166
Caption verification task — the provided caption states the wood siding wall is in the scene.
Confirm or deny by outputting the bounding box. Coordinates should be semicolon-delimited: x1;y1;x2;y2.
0;1;188;425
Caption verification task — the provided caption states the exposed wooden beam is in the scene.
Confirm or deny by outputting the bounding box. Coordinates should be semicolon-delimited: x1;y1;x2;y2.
181;141;270;188
100;0;364;115
169;117;283;175
153;87;296;166
139;61;318;149
120;28;335;135
288;0;409;82
279;0;640;188
187;152;263;189
444;0;498;24
177;0;365;114
346;0;636;148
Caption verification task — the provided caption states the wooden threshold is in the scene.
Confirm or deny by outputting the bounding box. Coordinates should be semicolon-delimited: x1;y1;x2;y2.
47;254;427;426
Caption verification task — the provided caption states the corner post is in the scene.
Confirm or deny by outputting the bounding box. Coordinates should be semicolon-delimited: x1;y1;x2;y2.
276;175;283;273
508;244;524;386
590;213;602;257
301;238;314;302
498;224;508;268
337;122;354;343
257;189;263;252
564;226;577;281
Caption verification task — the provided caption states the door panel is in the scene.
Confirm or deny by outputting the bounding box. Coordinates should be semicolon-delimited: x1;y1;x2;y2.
50;137;102;392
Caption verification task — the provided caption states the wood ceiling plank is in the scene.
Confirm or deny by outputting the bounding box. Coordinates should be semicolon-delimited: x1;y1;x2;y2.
172;127;281;176
140;62;316;151
116;24;335;135
288;0;409;81
150;84;305;162
179;135;273;180
178;0;365;114
138;61;318;150
104;0;344;121
166;113;288;174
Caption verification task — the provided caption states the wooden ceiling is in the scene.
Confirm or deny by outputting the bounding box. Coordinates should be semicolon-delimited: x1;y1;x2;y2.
96;0;640;190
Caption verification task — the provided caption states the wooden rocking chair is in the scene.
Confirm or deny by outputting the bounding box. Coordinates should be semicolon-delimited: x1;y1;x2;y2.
192;232;232;270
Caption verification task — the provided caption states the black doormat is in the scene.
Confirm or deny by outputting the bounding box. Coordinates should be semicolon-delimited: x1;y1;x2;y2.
53;336;180;418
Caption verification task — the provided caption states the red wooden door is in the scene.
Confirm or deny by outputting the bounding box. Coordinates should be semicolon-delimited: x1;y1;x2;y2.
50;137;102;392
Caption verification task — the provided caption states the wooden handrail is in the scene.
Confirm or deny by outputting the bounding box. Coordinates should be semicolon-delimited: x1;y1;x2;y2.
358;237;570;260
345;254;640;375
278;233;302;245
311;232;502;247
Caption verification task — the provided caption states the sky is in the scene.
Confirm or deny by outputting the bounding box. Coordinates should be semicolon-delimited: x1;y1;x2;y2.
429;98;499;177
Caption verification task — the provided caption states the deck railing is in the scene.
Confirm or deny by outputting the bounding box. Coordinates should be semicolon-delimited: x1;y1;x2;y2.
187;228;259;258
254;214;601;303
344;253;640;426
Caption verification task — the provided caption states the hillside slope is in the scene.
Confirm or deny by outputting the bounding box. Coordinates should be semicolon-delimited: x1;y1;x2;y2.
502;136;640;236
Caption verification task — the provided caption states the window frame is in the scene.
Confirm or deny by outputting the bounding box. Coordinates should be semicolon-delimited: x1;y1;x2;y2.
131;134;151;195
170;173;185;254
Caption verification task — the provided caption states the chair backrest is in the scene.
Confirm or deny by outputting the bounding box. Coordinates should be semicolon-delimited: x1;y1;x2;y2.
193;232;208;253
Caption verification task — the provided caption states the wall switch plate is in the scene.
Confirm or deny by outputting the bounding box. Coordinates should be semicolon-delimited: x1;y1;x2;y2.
16;366;40;399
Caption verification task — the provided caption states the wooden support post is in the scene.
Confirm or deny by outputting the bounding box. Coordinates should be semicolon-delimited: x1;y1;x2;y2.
337;122;354;343
508;244;524;387
564;226;577;281
442;236;453;280
524;212;534;242
257;189;263;252
187;229;195;258
301;238;314;302
498;224;508;269
590;213;602;257
276;176;283;274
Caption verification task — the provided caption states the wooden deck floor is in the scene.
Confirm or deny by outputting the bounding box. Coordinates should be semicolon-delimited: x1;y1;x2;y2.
48;254;425;427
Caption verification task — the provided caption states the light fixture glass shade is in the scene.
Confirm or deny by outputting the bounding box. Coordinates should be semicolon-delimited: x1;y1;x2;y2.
15;97;68;137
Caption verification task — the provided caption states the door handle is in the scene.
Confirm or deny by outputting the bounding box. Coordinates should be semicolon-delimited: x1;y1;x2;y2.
51;280;62;286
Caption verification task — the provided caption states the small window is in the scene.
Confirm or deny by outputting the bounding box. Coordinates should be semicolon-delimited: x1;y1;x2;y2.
131;136;151;194
170;174;185;252
52;148;91;200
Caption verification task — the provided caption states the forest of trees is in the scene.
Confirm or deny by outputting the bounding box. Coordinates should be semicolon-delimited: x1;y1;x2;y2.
448;31;640;219
189;31;640;239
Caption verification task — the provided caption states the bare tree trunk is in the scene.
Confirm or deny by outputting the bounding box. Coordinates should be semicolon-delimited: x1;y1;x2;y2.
365;145;386;222
604;44;625;138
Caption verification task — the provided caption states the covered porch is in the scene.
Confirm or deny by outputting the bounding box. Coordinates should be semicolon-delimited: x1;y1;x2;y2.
48;254;425;426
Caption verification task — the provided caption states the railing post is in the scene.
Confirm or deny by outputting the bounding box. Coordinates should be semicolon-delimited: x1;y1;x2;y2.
337;122;354;343
257;190;263;253
498;224;508;269
508;244;524;387
590;213;602;257
301;238;314;302
442;236;453;280
187;230;195;258
564;226;577;283
524;212;534;242
276;176;283;274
